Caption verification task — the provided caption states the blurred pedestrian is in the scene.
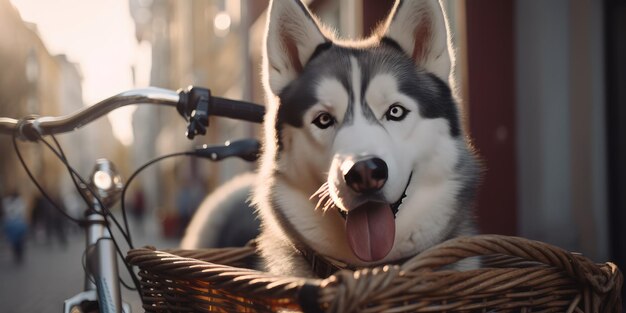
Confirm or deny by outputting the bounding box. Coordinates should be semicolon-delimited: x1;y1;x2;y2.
0;194;4;223
30;194;46;242
2;191;28;264
130;187;146;233
33;194;67;247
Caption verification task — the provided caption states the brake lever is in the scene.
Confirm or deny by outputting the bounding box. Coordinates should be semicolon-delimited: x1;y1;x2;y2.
194;139;260;162
177;87;210;139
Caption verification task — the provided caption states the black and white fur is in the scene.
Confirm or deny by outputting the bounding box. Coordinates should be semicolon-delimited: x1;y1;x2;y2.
254;0;482;277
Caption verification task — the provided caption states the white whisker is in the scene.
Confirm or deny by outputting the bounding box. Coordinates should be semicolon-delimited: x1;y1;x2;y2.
309;182;340;213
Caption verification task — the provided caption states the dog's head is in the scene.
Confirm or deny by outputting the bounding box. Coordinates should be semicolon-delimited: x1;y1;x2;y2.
261;0;472;264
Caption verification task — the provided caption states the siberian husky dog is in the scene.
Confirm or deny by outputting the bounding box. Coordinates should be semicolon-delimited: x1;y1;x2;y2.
254;0;482;278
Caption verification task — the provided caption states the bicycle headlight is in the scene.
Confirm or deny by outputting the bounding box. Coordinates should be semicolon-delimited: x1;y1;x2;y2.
93;170;113;190
87;159;123;208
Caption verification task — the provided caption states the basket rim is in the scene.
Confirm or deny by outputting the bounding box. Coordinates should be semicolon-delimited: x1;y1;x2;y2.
126;234;623;313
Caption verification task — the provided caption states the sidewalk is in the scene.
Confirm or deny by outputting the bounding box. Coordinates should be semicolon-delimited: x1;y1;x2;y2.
0;212;178;313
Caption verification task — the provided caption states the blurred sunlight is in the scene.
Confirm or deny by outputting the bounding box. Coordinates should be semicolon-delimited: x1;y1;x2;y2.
9;0;151;146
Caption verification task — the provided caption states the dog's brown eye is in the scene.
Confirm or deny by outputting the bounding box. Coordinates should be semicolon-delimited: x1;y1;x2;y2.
312;112;335;129
385;103;409;121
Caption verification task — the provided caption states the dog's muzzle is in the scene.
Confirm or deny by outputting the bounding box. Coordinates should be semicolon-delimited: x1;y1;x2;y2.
337;156;410;219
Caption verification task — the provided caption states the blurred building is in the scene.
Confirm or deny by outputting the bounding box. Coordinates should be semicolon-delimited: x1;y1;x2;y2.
0;0;63;208
0;0;122;218
463;0;625;297
129;0;264;217
53;54;125;217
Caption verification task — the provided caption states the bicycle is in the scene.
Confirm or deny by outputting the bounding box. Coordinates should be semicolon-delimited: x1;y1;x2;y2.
0;86;265;313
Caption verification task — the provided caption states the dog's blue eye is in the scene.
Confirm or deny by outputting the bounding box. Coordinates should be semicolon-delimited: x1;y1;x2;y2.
312;112;335;129
385;103;410;121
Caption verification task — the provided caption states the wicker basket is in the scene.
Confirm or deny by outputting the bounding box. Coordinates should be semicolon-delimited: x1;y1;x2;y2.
126;235;622;312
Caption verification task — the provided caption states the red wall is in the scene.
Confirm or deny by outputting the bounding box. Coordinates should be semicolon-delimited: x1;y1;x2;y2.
465;0;517;235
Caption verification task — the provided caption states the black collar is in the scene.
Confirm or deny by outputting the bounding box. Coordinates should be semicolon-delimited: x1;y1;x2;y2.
391;171;412;217
297;246;356;278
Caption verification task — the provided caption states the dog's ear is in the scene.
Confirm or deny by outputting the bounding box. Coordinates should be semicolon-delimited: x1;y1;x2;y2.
381;0;452;83
264;0;328;95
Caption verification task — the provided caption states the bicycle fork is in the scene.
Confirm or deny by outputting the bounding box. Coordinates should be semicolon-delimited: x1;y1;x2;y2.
63;203;127;313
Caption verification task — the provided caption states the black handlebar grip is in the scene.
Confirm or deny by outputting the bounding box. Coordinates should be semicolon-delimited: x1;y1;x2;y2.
177;86;265;124
210;97;265;124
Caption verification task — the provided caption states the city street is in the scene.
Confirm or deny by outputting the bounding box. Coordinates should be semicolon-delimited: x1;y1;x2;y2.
0;213;179;313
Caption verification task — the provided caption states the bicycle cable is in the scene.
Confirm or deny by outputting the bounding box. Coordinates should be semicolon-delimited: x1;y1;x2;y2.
11;117;247;300
43;135;144;298
13;131;144;300
11;130;82;225
41;135;133;245
43;135;218;296
82;237;137;291
119;151;193;245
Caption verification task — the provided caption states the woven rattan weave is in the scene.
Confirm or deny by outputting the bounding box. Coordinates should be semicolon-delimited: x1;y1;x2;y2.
126;235;622;312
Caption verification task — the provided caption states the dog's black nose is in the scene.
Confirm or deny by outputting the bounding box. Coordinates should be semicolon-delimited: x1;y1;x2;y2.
344;157;388;194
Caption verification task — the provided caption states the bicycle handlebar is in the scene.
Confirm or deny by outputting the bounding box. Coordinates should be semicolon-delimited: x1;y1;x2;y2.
0;86;266;141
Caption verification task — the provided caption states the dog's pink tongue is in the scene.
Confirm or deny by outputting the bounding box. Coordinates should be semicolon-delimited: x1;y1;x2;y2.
345;202;395;262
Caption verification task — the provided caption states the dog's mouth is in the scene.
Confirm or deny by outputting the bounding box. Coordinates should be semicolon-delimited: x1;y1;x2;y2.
345;200;396;262
311;172;412;262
